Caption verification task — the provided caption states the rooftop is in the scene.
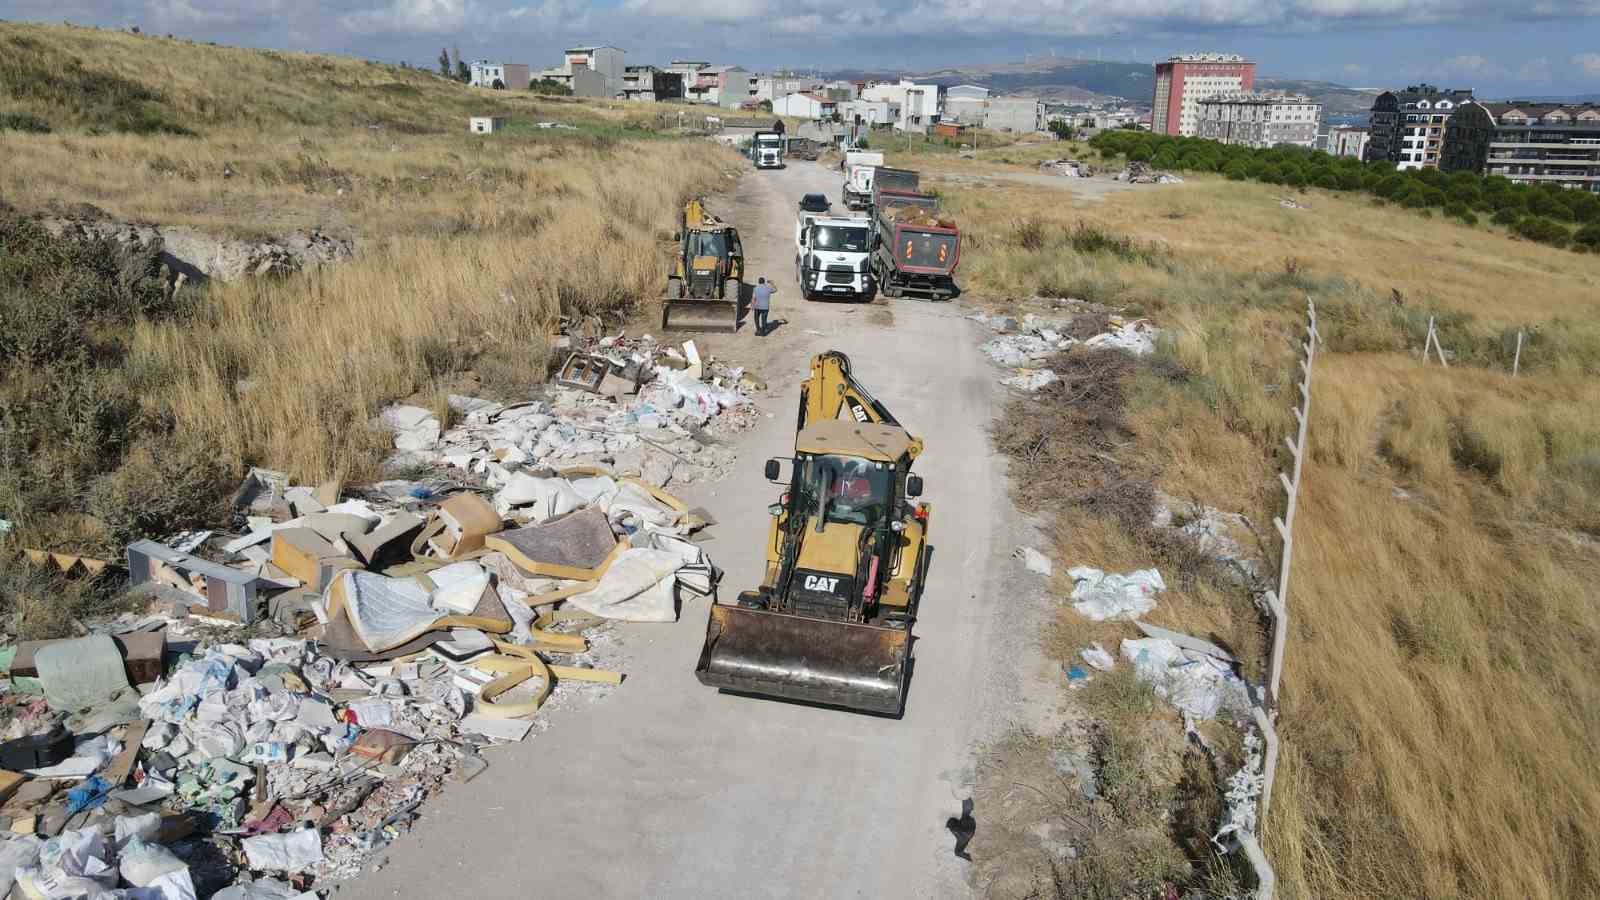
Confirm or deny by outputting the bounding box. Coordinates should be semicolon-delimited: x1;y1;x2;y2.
1167;53;1250;63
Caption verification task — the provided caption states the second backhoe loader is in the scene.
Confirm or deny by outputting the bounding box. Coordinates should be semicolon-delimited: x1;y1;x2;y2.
694;351;932;716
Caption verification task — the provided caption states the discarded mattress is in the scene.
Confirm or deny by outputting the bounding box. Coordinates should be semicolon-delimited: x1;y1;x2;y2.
485;507;625;580
321;569;511;653
565;535;715;622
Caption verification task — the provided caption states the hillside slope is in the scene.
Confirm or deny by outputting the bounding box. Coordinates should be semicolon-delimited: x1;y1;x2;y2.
0;22;732;570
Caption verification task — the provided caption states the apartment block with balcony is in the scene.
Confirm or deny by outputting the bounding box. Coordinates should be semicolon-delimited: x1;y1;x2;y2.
1443;100;1600;192
1194;91;1321;148
1365;84;1472;170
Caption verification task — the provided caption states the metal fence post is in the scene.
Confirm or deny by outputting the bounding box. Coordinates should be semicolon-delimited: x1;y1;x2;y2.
1513;329;1524;377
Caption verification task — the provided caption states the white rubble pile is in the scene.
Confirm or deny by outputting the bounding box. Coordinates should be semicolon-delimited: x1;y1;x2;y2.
379;368;754;489
1121;637;1250;721
970;311;1159;369
1067;566;1164;621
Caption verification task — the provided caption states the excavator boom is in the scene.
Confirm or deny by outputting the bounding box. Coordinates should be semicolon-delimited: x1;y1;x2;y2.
796;351;923;460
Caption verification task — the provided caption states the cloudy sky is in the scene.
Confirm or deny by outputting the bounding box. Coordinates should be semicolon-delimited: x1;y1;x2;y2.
4;0;1599;97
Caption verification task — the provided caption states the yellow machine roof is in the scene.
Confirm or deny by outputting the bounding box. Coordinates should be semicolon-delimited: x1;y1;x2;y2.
795;419;913;463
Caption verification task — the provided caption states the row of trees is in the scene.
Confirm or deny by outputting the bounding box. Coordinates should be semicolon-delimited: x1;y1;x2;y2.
1089;130;1600;252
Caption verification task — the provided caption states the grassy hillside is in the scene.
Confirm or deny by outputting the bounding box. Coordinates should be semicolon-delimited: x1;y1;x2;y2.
945;172;1600;897
0;22;735;588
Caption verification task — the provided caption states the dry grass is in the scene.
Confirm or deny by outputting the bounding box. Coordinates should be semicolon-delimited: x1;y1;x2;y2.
0;21;739;563
132;142;730;484
959;171;1600;897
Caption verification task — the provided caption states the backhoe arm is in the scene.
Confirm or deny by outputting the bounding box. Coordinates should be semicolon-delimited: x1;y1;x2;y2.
796;351;924;460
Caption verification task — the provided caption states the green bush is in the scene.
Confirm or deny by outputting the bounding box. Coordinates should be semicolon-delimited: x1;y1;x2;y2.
1492;207;1521;226
1512;216;1571;247
0;112;50;133
1574;221;1600;252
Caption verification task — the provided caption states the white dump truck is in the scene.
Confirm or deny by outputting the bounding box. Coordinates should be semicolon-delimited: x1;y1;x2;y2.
841;150;885;210
753;131;785;169
795;214;876;302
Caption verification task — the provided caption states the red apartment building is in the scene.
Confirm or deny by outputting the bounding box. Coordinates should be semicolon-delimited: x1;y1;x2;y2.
1151;53;1256;137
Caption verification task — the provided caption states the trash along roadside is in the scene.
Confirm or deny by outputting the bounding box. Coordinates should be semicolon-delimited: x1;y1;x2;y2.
969;307;1159;392
0;334;758;898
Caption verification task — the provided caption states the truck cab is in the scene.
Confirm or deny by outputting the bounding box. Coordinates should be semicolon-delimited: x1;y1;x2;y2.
842;150;885;210
753;131;785;169
796;215;875;302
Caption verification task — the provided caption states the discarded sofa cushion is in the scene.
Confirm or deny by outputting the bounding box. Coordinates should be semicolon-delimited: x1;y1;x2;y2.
411;493;501;561
9;631;166;685
484;507;624;580
346;512;425;568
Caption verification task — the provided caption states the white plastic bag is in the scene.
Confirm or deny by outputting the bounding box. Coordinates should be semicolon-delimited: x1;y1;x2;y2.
119;838;188;887
241;829;323;873
1067;566;1164;621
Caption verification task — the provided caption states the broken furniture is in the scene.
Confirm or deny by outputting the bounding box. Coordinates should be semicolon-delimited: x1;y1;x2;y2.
127;539;264;623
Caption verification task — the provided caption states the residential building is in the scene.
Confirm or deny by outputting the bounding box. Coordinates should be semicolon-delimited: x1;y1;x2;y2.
1326;125;1370;158
1194;92;1321;148
568;68;608;98
469;61;530;90
839;98;897;127
1365;84;1473;170
1151;53;1256;137
538;45;627;96
621;66;683;102
942;84;990;125
773;92;837;120
757;74;822;102
984;96;1045;133
822;80;859;101
1443;100;1600;192
860;79;941;131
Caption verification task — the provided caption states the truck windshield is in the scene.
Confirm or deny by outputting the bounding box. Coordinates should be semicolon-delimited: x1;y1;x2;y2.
812;226;870;253
800;454;891;527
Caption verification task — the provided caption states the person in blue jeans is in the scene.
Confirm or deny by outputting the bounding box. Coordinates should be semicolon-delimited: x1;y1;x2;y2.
751;277;775;336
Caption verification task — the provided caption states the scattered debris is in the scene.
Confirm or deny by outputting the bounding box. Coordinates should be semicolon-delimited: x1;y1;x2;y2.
1038;158;1092;178
1001;369;1058;392
1115;161;1184;185
0;326;762;895
970;310;1159;368
1079;643;1116;672
1012;547;1054;577
1121;637;1249;721
1067;566;1164;621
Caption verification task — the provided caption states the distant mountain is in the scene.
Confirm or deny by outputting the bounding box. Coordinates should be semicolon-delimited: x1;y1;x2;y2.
1257;79;1381;116
823;60;1382;114
1520;93;1600;104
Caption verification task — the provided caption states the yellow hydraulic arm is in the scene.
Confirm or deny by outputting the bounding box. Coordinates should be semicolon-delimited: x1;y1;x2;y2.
796;351;924;461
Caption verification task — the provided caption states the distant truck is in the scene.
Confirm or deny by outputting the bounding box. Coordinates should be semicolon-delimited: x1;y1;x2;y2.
841;150;885;210
753;131;785;169
796;214;875;302
871;185;959;300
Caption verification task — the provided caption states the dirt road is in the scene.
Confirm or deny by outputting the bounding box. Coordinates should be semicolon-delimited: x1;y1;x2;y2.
347;160;1058;899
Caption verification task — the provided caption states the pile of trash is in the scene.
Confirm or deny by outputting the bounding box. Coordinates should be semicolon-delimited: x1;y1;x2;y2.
0;335;756;896
1055;562;1250;722
1114;161;1184;185
1038;159;1092;178
969;310;1159;390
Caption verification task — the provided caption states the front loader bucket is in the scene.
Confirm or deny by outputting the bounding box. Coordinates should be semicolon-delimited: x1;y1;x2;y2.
662;298;738;333
695;604;911;716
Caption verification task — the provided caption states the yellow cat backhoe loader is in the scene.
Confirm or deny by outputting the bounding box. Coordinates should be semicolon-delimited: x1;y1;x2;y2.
694;351;933;716
662;197;744;332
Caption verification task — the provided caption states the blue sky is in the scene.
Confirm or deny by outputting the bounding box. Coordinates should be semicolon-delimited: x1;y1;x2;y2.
4;0;1598;97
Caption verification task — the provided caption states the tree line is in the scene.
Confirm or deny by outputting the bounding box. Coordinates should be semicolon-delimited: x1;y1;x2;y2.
1089;130;1600;253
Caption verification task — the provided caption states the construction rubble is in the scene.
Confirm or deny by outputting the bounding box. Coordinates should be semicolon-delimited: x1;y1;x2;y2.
0;335;758;898
969;309;1159;390
1114;161;1184;185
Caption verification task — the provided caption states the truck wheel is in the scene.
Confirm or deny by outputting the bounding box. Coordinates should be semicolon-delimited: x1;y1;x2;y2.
862;289;877;303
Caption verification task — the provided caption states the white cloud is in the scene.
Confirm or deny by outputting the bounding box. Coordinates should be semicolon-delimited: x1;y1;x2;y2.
1576;53;1600;76
340;0;471;34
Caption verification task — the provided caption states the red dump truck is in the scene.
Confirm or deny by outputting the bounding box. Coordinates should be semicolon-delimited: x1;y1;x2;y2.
871;186;959;300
